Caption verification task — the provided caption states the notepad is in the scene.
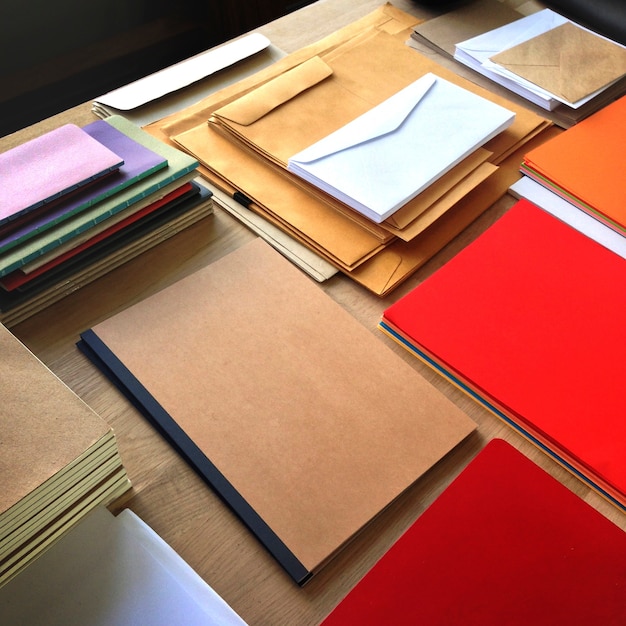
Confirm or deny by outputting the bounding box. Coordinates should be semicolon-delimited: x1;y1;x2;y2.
380;199;626;510
322;439;626;625
0;124;124;224
0;323;130;586
0;116;198;277
0;120;167;254
78;238;476;584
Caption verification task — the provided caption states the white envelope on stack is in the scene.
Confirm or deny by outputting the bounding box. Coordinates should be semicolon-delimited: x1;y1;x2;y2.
287;73;514;224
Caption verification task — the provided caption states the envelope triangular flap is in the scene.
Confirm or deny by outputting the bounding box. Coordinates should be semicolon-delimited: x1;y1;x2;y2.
457;9;565;57
213;56;333;126
290;74;437;164
287;73;515;223
491;21;626;105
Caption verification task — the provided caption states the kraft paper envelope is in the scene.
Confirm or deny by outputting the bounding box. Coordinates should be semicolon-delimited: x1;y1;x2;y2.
203;27;543;239
455;9;569;109
384;148;492;230
208;26;545;185
286;73;514;223
154;5;549;294
381;161;498;242
383;148;492;232
490;21;626;105
175;121;387;270
349;123;562;296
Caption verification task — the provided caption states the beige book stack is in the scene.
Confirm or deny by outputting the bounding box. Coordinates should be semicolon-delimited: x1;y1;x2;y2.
0;324;131;587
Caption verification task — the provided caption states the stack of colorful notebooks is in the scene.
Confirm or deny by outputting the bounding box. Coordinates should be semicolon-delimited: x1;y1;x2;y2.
0;324;130;587
145;5;554;297
379;199;626;511
0;115;212;327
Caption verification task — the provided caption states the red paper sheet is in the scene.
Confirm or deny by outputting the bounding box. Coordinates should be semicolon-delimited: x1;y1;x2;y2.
322;439;626;626
382;200;626;506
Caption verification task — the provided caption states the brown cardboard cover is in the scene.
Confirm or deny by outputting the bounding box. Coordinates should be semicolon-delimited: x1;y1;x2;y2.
0;325;112;516
90;238;476;574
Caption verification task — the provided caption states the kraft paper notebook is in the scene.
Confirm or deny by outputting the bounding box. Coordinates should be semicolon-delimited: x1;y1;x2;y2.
0;124;123;224
322;439;626;625
78;238;476;584
521;94;626;234
380;199;626;510
0;323;130;586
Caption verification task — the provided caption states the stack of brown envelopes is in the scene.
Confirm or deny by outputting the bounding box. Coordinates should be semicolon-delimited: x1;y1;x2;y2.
146;4;555;296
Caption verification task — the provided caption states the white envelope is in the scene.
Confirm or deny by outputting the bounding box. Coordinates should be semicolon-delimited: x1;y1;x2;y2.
287;73;515;224
455;9;568;109
92;33;279;126
96;33;270;109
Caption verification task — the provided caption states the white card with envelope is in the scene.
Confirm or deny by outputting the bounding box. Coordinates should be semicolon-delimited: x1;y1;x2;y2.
287;73;514;224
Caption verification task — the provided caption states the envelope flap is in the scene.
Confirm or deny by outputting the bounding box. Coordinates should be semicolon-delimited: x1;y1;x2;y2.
290;73;437;165
490;23;564;67
491;21;626;104
458;9;565;57
214;56;333;126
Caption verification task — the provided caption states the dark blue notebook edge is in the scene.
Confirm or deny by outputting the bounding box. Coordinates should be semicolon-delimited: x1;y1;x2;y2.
77;328;312;586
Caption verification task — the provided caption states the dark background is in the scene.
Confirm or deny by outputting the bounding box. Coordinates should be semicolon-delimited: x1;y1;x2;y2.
0;0;314;137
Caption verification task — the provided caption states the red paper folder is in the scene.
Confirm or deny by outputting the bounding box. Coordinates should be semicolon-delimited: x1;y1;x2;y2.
322;439;626;626
380;199;626;509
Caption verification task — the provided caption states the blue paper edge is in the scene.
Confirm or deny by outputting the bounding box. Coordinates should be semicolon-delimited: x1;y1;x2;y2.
378;320;626;513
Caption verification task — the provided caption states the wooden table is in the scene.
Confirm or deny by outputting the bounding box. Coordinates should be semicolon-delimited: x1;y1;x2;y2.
4;1;625;624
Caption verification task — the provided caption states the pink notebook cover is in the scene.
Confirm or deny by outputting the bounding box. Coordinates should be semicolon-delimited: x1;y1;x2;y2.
381;199;626;507
323;439;626;625
0;124;123;224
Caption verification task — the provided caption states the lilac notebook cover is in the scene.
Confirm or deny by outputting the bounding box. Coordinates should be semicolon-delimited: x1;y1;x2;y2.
0;124;124;224
0;121;167;252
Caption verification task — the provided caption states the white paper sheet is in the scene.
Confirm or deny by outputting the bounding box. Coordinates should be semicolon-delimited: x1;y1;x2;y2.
92;34;284;127
0;506;247;626
510;176;626;260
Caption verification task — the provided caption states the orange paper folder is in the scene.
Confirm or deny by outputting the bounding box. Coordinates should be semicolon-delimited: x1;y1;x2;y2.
521;95;626;233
